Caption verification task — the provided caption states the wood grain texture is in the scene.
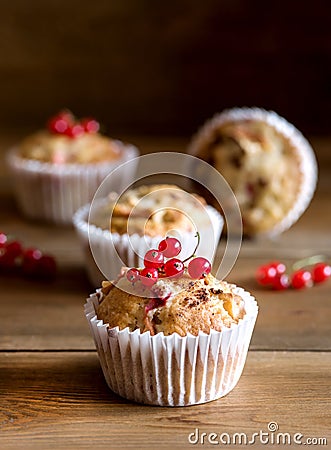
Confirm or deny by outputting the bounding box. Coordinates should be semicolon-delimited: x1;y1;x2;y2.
0;166;330;351
0;133;330;448
1;253;331;352
0;351;330;450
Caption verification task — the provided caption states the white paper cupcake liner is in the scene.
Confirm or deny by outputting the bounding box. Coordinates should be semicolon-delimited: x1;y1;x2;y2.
84;285;258;406
6;142;139;225
73;200;224;287
189;107;318;237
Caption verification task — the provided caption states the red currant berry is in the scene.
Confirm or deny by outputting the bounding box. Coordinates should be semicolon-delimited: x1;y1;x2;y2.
58;110;74;122
37;255;57;280
312;263;331;283
291;270;313;289
48;117;69;134
82;118;100;133
140;267;158;287
163;258;184;277
188;257;211;279
256;264;278;286
65;123;85;138
47;111;74;135
0;240;23;269
22;248;43;276
158;237;181;258
5;241;23;259
0;232;7;247
126;268;140;283
272;274;290;290
269;261;286;275
144;249;164;269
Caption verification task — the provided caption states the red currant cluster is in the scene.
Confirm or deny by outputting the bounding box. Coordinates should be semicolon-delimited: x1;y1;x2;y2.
256;257;331;290
126;234;211;287
47;110;100;138
0;231;57;280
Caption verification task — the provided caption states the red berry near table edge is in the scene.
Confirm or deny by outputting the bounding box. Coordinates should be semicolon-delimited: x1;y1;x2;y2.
291;270;313;290
126;232;212;289
256;255;330;291
47;110;100;138
312;263;331;283
0;232;57;281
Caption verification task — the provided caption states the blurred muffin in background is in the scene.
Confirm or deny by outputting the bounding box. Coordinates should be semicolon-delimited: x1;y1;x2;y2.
7;110;138;225
189;107;317;237
74;184;223;286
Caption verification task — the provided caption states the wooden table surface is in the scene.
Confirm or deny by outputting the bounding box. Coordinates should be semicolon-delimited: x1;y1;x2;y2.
0;136;330;449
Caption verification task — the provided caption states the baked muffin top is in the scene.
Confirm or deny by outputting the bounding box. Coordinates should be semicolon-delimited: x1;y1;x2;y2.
90;184;208;237
97;271;246;337
19;130;123;164
19;111;122;164
192;118;302;235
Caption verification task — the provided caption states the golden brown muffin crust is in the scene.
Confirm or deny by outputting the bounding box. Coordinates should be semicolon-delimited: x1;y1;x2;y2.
19;130;122;164
97;273;245;337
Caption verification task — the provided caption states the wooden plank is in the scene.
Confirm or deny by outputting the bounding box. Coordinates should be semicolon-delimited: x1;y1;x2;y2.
1;200;331;351
0;135;330;351
1;255;330;351
0;351;330;450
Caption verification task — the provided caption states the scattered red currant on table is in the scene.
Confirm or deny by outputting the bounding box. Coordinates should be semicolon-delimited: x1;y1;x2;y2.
256;255;330;291
0;232;57;281
312;263;331;283
125;232;212;288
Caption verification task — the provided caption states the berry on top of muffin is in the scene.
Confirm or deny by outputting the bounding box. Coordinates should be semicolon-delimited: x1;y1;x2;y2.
19;110;122;164
96;233;246;337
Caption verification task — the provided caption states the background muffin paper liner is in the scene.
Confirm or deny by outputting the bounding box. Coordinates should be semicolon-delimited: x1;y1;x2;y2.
73;202;223;287
85;286;258;406
6;142;139;225
189;107;318;237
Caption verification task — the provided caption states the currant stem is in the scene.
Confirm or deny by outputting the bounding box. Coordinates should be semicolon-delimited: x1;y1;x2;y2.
292;255;328;271
182;231;200;263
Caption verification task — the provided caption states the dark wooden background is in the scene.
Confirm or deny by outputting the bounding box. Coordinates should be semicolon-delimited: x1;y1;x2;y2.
0;0;330;138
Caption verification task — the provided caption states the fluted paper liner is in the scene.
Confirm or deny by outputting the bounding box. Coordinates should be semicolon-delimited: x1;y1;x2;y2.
6;142;139;225
189;107;318;236
74;201;224;286
84;286;258;406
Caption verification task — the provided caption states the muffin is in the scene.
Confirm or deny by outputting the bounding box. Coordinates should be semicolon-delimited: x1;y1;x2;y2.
7;110;139;225
85;265;258;406
74;184;223;286
189;107;317;236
